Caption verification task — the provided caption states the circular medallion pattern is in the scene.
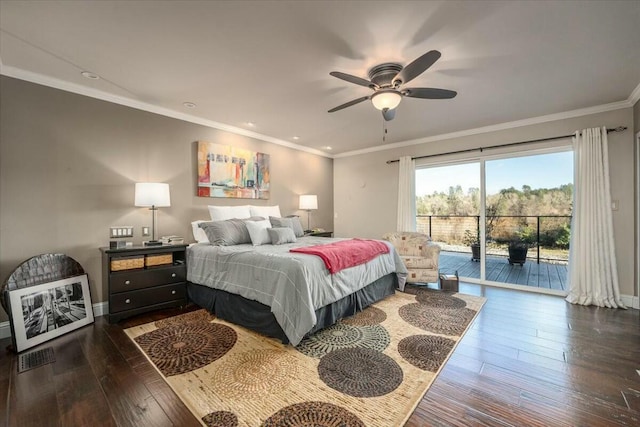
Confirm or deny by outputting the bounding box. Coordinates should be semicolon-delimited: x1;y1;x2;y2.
155;309;215;329
296;323;390;358
202;411;238;427
398;303;477;336
414;290;467;309
262;401;365;427
402;284;422;295
341;306;386;326
398;334;456;371
318;348;403;397
211;349;299;399
134;322;237;376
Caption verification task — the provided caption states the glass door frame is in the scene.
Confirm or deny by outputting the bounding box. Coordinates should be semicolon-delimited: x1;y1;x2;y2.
416;144;572;295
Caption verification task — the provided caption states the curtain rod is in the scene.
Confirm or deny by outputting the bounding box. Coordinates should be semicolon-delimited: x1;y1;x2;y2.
385;126;627;164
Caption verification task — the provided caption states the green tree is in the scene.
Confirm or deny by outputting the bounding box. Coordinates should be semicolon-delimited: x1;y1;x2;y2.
446;185;464;215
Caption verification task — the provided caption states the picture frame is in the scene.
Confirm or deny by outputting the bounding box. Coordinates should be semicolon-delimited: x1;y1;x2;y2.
196;140;270;199
8;274;94;352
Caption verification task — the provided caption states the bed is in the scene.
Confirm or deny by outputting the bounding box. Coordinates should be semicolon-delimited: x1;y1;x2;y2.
186;235;407;345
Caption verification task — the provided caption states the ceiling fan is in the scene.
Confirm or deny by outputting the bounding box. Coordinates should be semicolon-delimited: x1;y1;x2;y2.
328;50;457;121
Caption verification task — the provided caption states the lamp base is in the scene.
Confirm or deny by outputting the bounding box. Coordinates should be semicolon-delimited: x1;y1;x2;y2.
144;240;163;246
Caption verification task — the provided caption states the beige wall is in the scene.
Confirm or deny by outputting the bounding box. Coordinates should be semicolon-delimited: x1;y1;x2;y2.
334;107;636;298
0;76;333;321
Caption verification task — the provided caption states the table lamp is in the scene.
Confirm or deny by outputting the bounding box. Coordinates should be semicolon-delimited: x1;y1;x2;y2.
135;183;171;246
299;194;317;233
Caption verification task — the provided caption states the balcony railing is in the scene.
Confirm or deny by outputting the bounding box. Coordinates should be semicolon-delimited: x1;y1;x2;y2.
416;214;571;264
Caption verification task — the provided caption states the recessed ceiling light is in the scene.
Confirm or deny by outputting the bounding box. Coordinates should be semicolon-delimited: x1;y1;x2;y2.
246;122;256;127
292;136;300;140
183;102;196;108
324;146;332;150
81;71;100;80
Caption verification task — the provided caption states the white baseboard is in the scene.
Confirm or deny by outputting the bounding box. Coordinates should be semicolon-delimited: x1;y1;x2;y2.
0;301;109;340
0;321;10;340
621;294;639;309
93;301;109;318
1;295;636;340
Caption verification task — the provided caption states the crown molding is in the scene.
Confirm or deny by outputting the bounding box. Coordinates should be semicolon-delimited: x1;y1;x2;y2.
0;65;332;159
2;62;637;161
629;81;640;105
334;99;633;158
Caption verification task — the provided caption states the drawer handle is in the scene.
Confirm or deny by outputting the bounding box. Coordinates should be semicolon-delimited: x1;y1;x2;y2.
171;290;176;295
125;280;131;285
171;273;176;278
125;299;131;304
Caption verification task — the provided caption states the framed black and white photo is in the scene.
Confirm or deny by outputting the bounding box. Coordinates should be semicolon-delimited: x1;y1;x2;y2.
8;274;94;352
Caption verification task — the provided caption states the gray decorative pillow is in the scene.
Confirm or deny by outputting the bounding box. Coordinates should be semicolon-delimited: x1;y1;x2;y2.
284;215;305;237
198;218;251;246
268;227;297;245
270;216;293;230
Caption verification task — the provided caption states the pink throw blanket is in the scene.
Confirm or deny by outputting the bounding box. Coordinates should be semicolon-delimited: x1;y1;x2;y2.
290;238;390;274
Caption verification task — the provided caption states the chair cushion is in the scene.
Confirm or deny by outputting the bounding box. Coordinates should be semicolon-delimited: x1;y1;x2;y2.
407;269;439;284
402;256;436;269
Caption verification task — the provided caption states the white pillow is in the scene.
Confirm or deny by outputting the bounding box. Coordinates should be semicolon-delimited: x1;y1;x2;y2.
191;220;210;243
249;205;281;218
208;205;251;221
245;219;272;246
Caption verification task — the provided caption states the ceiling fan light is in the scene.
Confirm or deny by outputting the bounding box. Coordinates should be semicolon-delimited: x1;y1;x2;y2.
371;90;402;110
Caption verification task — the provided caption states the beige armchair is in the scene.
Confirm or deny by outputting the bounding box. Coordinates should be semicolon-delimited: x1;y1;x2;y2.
383;231;440;284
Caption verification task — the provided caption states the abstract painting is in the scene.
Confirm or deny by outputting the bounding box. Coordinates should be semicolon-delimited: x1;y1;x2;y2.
197;141;270;199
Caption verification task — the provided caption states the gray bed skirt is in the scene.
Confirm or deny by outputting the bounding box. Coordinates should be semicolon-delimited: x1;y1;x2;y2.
187;273;398;344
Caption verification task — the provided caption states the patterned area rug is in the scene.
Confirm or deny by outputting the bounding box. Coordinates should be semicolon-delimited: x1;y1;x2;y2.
125;289;484;426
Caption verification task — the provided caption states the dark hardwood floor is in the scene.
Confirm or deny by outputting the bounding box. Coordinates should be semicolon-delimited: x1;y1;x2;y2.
2;284;638;426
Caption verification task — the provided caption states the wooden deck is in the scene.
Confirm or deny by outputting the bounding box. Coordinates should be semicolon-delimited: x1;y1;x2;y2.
439;251;568;290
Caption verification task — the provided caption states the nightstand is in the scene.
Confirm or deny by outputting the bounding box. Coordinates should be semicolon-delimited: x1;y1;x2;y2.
306;230;333;237
100;244;188;323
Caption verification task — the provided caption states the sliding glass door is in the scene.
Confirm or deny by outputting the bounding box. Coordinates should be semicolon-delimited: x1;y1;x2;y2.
416;149;573;293
415;162;481;280
484;151;572;290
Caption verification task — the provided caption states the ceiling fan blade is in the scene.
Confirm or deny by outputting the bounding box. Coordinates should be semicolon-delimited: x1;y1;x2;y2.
329;71;377;89
393;50;441;85
382;108;396;121
328;96;371;113
403;87;457;99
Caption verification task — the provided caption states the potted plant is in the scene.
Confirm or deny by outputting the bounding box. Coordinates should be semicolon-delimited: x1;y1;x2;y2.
463;230;481;262
508;227;535;266
507;239;529;266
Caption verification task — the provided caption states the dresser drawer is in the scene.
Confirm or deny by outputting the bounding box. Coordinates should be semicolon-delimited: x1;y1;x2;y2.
110;282;186;313
110;266;185;293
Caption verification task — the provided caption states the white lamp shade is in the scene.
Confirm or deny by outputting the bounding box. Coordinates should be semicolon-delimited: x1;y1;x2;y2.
135;183;171;207
371;90;402;110
299;194;318;210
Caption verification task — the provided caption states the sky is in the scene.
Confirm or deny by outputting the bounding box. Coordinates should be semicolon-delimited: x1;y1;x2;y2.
415;151;573;196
